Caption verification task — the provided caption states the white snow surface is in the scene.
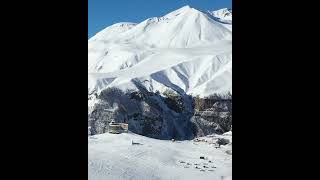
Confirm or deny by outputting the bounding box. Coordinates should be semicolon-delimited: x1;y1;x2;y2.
88;6;232;97
207;8;232;24
88;132;232;180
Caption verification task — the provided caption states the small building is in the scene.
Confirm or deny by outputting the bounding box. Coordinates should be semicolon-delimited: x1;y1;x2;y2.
108;120;128;134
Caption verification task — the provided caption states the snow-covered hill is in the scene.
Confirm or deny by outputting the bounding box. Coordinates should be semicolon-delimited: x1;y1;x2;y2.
88;5;232;98
88;6;232;180
89;132;232;180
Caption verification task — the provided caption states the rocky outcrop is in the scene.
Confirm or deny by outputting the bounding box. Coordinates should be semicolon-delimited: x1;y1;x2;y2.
88;87;232;139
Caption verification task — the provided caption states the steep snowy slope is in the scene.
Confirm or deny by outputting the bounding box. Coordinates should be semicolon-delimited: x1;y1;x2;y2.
88;5;232;97
207;8;232;24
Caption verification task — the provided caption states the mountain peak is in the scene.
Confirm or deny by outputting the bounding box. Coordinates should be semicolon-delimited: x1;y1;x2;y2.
163;5;201;19
174;5;203;13
179;5;191;10
88;5;232;97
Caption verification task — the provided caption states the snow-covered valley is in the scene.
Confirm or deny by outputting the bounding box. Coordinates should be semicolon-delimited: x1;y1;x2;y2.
89;132;232;180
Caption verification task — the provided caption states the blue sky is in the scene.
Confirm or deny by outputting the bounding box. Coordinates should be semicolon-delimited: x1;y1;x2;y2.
88;0;232;39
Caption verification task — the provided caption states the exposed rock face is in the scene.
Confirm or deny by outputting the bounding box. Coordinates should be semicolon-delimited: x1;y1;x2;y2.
88;87;232;140
192;101;232;136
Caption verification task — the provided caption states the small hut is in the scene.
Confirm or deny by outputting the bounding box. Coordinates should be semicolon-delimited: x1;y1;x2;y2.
108;120;128;134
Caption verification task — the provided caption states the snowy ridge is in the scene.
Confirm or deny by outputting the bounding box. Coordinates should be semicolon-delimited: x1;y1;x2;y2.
207;8;232;22
88;5;232;97
89;22;137;42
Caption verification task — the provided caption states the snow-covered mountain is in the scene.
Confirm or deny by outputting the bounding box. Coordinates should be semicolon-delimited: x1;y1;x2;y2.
207;8;232;24
88;6;232;179
88;5;232;98
88;6;232;139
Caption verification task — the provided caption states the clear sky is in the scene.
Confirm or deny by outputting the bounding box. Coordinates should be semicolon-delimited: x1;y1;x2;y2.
88;0;232;39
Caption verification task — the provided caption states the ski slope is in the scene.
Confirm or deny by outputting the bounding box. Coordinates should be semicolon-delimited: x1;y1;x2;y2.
88;132;232;180
88;6;232;97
